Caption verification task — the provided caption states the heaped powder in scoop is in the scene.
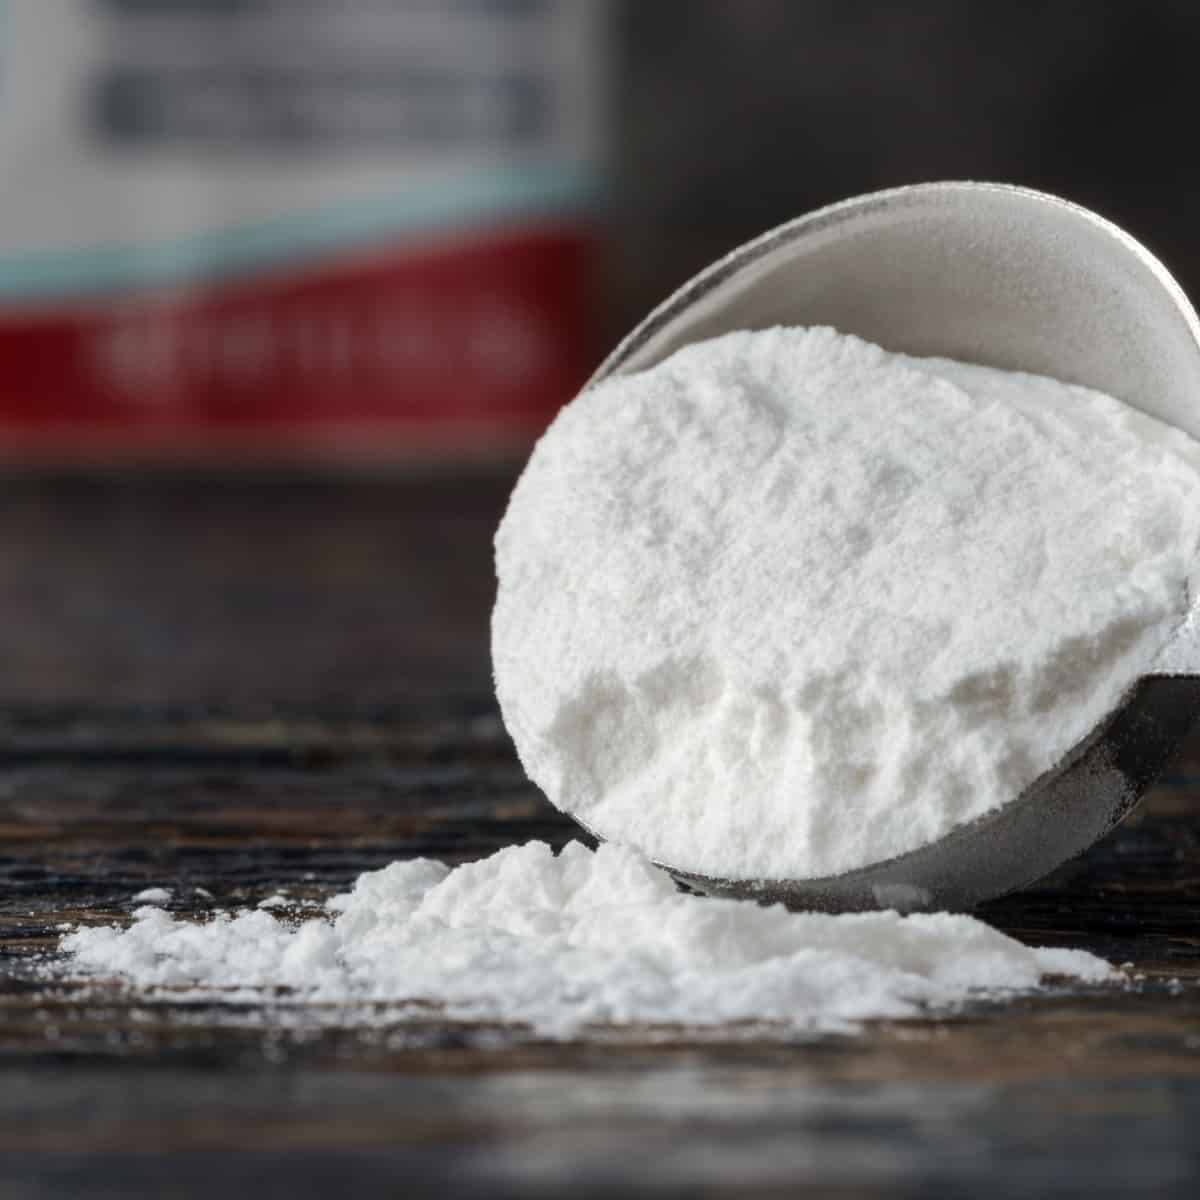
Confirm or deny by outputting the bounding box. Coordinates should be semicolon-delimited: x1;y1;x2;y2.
57;840;1113;1038
493;326;1200;880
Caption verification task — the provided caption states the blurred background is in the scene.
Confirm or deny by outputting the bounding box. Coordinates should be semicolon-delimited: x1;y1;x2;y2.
2;0;1200;712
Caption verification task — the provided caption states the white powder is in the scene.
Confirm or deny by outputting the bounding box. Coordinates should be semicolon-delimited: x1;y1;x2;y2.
493;327;1200;881
58;840;1112;1037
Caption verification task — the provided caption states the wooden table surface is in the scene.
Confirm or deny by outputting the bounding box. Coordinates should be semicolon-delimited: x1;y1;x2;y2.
2;475;1200;1199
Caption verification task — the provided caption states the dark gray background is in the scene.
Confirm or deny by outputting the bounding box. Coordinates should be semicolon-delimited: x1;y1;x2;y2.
609;1;1200;334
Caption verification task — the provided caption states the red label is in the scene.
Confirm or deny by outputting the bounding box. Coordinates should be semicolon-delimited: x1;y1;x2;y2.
0;226;592;462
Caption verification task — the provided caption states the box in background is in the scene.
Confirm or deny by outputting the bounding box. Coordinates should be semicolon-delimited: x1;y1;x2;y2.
0;0;607;466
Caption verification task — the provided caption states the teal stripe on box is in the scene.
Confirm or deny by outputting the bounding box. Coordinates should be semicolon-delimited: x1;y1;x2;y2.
0;162;596;302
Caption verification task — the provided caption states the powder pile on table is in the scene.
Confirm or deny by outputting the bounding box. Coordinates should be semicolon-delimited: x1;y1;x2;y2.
494;326;1200;880
58;840;1112;1037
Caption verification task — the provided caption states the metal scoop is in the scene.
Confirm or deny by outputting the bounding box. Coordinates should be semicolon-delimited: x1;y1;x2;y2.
580;181;1200;912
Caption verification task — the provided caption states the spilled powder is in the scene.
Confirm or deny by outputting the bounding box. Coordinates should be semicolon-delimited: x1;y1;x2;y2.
57;841;1113;1037
493;327;1200;880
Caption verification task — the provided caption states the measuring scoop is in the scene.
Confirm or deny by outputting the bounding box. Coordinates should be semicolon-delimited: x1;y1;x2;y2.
581;181;1200;912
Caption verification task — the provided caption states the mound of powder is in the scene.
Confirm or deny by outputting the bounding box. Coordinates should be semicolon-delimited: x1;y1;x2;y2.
493;327;1200;880
58;840;1112;1037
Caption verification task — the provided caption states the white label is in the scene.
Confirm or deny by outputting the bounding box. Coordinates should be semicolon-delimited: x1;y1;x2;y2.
0;0;605;269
